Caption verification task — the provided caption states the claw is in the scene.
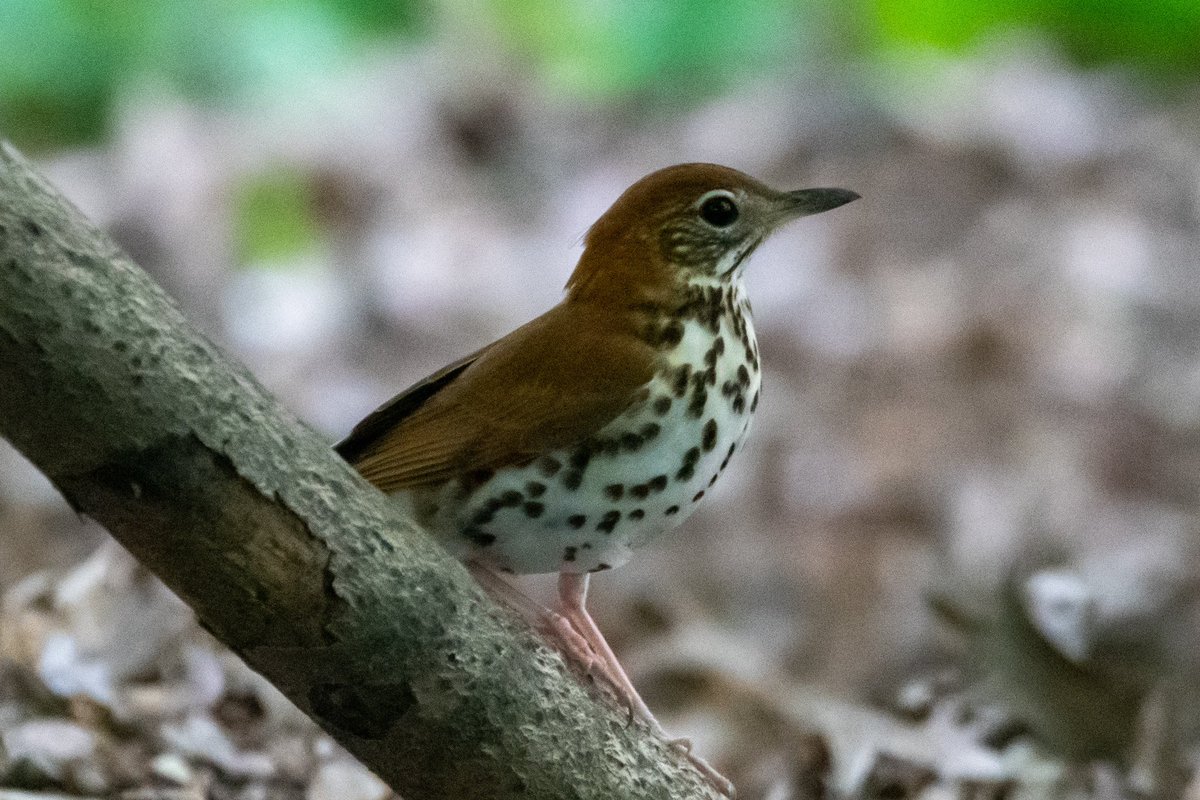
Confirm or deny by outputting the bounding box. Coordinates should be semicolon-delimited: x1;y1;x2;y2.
555;573;736;797
467;564;736;797
668;736;694;754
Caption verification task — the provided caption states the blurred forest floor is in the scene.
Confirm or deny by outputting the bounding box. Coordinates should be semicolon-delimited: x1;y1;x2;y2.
2;36;1200;800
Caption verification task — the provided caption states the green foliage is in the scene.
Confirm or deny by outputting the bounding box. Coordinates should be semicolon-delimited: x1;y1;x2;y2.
0;0;111;148
0;0;423;150
320;0;423;34
869;0;1200;74
484;0;806;99
3;0;1196;153
235;169;320;265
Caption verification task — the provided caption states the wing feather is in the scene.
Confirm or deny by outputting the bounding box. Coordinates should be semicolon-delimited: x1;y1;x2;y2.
334;348;487;463
337;302;657;493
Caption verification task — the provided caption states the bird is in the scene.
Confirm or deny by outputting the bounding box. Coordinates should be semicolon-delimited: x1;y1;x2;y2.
336;163;858;792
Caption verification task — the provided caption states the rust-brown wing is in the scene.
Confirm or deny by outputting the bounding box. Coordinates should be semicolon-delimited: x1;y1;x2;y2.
334;348;486;463
336;303;657;492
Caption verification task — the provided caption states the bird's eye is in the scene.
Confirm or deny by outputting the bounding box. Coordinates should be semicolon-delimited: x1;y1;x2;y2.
699;194;739;227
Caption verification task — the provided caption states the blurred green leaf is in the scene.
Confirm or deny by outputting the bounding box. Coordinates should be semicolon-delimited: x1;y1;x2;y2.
235;168;321;266
3;0;1197;153
484;0;805;99
868;0;1200;74
1047;0;1200;72
0;0;114;146
315;0;425;36
0;0;424;150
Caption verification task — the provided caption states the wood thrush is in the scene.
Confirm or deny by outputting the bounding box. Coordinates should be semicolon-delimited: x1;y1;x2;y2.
336;163;857;792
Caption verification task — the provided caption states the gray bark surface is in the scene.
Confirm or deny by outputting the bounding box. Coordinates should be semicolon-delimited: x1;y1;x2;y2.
0;143;718;800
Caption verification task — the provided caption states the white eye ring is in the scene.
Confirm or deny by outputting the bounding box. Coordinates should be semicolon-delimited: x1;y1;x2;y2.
697;190;740;228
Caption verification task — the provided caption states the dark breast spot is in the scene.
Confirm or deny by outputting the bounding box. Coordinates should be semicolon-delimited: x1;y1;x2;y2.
567;514;587;529
525;481;546;498
562;470;583;490
703;337;725;367
563;546;577;563
619;432;644;452
660;319;684;347
498;490;523;507
569;445;592;470
465;528;496;546
693;490;705;502
538;456;562;477
649;474;668;493
672;365;692;398
653;396;672;415
665;505;680;515
597;511;621;533
630;483;650;500
604;483;625;501
523;501;544;518
703;289;722;332
688;387;708;418
676;448;700;481
702;419;718;451
640;422;661;441
629;509;645;520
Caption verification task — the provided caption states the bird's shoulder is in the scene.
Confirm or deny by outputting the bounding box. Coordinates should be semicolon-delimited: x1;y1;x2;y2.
337;301;658;491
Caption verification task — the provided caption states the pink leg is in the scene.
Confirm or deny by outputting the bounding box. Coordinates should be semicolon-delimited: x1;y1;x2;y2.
466;562;597;669
556;572;735;797
556;572;663;734
465;564;734;795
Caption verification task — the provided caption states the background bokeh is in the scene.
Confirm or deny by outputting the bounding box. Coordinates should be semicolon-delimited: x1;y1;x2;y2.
2;2;1199;799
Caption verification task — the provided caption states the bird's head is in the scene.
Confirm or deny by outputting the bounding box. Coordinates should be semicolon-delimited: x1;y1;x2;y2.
567;163;858;300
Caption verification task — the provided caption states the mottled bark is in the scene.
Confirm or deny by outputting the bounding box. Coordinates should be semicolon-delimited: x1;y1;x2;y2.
0;143;718;800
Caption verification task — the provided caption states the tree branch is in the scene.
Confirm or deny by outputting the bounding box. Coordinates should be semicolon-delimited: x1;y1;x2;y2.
0;143;719;800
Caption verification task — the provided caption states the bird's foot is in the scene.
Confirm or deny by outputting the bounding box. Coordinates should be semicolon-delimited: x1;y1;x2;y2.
656;735;735;797
668;735;694;754
469;566;735;797
542;609;605;678
465;564;620;688
555;573;736;797
671;743;735;798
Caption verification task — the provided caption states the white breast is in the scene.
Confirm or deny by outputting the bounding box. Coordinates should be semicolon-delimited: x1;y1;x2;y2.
418;280;760;576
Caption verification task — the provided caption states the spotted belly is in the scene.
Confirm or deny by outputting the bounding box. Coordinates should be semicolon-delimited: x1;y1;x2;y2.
403;307;761;575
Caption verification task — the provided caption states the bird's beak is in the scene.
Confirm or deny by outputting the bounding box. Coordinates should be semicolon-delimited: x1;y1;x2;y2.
782;187;860;218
